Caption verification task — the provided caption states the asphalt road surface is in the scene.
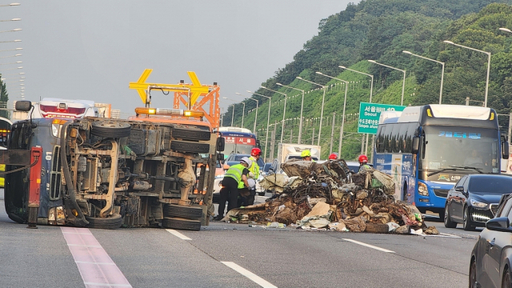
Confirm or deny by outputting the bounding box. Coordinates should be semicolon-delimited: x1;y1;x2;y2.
1;189;479;288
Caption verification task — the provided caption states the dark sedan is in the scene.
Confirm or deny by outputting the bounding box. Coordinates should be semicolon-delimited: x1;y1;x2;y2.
470;193;512;288
444;174;512;231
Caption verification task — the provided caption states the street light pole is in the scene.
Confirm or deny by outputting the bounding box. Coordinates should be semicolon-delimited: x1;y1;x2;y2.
277;83;305;144
368;60;406;106
235;93;248;129
443;40;491;107
296;76;326;146
315;72;348;155
0;3;20;7
338;66;374;155
0;47;22;53
0;39;21;44
0;18;20;22
241;102;245;128
248;90;272;162
260;86;287;144
403;50;445;104
222;97;237;127
230;104;235;126
246;97;259;133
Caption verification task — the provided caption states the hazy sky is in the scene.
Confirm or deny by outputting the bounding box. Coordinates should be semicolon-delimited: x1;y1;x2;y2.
1;1;355;118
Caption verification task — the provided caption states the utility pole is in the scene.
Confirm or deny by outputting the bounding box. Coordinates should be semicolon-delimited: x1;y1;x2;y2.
330;112;335;154
509;113;512;146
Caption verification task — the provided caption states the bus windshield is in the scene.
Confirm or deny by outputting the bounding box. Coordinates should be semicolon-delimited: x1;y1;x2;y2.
224;141;254;155
218;128;258;155
422;126;500;173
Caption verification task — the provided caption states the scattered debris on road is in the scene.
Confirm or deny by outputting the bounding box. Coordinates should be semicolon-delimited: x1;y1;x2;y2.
221;159;439;236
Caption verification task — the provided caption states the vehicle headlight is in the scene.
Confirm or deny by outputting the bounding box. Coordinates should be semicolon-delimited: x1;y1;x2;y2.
52;123;61;137
418;182;429;196
470;199;488;209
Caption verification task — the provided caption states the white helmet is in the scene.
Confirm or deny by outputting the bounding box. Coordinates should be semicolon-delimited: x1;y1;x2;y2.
240;157;252;167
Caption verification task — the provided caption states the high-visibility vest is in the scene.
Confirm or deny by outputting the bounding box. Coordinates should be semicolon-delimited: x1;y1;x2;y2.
249;156;260;179
224;164;246;189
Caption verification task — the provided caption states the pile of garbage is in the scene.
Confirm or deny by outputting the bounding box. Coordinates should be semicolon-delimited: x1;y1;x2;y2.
222;159;439;235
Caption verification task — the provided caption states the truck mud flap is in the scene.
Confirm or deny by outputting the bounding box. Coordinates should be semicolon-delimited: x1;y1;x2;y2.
171;141;209;153
173;128;211;141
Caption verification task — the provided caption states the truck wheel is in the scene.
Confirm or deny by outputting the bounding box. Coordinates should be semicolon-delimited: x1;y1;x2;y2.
162;217;201;231
91;121;131;138
171;141;209;153
173;128;211;141
163;204;203;220
86;213;123;229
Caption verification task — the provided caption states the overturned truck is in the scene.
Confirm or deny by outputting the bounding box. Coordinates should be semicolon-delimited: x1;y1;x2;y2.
4;70;224;230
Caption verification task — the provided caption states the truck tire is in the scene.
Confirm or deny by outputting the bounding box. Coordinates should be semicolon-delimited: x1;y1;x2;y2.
86;213;123;229
91;121;131;138
173;128;211;141
163;204;203;220
171;141;209;153
162;217;201;231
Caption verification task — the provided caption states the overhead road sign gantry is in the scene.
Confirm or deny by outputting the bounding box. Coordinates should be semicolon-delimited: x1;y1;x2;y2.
358;102;406;134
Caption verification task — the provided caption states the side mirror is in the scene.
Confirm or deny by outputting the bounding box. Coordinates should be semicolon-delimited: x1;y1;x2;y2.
216;136;225;152
503;140;509;159
486;217;511;232
412;137;419;154
15;100;32;112
455;186;464;192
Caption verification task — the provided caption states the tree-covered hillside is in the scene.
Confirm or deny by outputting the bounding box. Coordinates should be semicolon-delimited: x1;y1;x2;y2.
223;0;512;161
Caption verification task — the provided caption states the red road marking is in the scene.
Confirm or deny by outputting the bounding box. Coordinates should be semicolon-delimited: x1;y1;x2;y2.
61;227;132;288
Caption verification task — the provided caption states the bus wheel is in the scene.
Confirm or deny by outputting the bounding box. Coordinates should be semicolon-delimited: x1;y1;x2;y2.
163;204;203;220
91;121;131;138
85;213;123;229
162;217;201;231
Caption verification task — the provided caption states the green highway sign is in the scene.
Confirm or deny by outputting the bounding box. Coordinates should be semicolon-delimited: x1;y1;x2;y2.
358;102;406;134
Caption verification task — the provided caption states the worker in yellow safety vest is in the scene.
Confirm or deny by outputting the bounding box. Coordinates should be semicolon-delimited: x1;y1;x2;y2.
358;155;371;172
238;147;263;206
215;157;251;221
301;150;312;161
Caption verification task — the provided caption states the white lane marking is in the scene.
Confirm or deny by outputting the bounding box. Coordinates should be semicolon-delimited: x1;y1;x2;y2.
342;238;395;253
221;261;277;288
166;229;192;240
61;227;132;288
430;233;462;238
83;282;132;287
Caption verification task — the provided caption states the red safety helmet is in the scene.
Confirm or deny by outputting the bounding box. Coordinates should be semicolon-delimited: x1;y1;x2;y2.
358;155;368;163
328;153;338;160
251;147;262;157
